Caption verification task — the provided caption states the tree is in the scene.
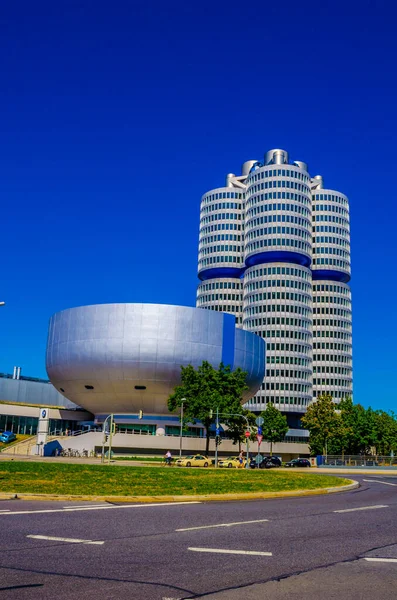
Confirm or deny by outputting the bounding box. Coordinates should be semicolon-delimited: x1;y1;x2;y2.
374;410;397;455
167;361;249;454
260;404;289;456
226;410;256;451
301;394;338;456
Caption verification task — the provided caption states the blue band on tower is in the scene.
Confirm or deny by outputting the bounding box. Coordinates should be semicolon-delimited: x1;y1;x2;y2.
198;267;244;281
312;269;350;283
245;251;311;268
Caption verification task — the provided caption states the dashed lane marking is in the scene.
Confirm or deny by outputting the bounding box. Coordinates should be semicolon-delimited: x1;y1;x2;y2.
0;501;201;516
363;479;397;487
176;519;269;531
188;547;272;556
334;505;388;513
364;558;397;563
27;535;104;545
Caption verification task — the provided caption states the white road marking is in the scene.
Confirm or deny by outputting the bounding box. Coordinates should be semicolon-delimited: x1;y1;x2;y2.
177;519;269;532
363;479;397;487
0;501;201;516
188;547;272;556
334;505;388;513
0;509;10;512
364;557;397;563
62;504;109;508
27;535;104;545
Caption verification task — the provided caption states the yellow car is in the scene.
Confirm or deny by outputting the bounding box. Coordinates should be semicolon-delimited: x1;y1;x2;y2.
175;454;210;467
218;456;246;468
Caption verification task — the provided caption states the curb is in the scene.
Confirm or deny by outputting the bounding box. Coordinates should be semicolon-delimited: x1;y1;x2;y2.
0;480;359;503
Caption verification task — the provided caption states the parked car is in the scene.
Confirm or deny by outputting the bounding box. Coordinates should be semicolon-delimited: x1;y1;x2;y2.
218;456;246;468
285;458;311;468
175;454;209;467
0;431;17;444
249;455;282;469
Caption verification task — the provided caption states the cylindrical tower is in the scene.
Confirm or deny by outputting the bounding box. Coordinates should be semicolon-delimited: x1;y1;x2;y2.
197;182;245;325
242;150;313;413
311;180;353;401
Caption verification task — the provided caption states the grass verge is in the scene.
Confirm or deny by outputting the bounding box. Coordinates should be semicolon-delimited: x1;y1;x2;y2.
0;461;351;496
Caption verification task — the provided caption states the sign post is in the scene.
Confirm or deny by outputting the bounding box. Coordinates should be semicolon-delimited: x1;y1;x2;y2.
255;417;264;467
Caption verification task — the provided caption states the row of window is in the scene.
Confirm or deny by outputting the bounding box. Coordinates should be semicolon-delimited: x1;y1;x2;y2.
313;284;351;295
313;391;351;398
202;191;244;204
202;304;240;313
313;236;350;248
246;226;311;242
263;382;311;392
313;378;352;386
200;212;242;226
314;225;350;236
313;330;351;340
314;193;348;206
199;233;242;246
199;255;241;267
199;244;242;256
264;342;312;353
247;179;311;197
198;281;242;291
246;198;311;217
244;305;312;320
246;216;311;233
256;317;311;328
313;247;350;260
312;258;350;271
258;330;311;342
313;319;351;329
314;363;352;372
265;369;311;379
197;294;241;303
248;167;310;183
313;204;349;217
201;202;242;215
244;293;312;311
244;293;311;308
314;307;352;318
313;342;352;351
246;265;311;280
249;396;310;406
266;356;311;367
313;214;349;226
245;237;311;255
200;222;242;236
244;278;311;293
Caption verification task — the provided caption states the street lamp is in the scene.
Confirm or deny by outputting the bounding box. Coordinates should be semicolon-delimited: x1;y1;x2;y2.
179;398;186;457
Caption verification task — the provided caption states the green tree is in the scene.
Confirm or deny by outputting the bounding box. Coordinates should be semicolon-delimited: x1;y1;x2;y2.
226;410;256;451
167;361;249;455
301;394;338;456
260;404;289;456
374;410;397;455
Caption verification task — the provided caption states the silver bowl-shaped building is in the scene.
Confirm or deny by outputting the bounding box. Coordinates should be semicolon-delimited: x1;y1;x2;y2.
46;304;265;416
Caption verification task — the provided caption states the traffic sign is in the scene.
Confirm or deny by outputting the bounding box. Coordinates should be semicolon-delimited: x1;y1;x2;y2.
216;428;220;436
255;417;264;426
257;434;263;445
257;426;262;435
245;430;250;438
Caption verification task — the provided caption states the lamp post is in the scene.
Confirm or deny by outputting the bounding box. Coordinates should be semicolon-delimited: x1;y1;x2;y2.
179;398;186;457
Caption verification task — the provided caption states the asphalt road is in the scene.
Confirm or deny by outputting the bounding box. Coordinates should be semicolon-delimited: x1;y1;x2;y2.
0;474;396;599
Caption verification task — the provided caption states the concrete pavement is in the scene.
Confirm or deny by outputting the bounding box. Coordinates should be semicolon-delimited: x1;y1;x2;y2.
0;474;396;599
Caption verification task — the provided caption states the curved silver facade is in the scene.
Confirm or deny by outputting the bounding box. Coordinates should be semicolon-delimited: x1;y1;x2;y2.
46;303;266;416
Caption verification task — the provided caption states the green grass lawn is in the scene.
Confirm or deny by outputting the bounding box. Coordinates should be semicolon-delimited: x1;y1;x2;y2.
0;461;351;496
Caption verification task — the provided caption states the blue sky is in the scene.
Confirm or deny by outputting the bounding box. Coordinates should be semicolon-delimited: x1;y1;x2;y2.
1;1;396;411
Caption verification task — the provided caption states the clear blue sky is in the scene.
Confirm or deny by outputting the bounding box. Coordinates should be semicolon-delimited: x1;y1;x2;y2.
1;1;396;411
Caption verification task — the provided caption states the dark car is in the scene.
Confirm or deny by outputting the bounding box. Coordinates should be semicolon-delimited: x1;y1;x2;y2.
285;458;311;468
249;455;281;469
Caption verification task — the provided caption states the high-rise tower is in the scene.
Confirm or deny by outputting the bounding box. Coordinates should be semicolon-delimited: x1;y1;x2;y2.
196;148;352;417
